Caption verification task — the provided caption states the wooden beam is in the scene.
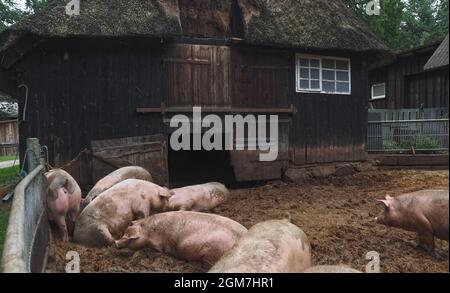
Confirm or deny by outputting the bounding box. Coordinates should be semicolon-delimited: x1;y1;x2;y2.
137;105;297;114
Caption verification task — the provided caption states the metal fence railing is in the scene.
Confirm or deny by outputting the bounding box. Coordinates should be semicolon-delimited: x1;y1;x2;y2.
367;118;449;153
1;139;49;273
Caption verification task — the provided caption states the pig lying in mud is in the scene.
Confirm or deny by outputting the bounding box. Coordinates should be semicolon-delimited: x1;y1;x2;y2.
45;169;82;241
115;211;248;269
303;265;362;273
208;220;311;273
82;166;153;210
167;183;229;212
73;179;171;248
376;190;449;256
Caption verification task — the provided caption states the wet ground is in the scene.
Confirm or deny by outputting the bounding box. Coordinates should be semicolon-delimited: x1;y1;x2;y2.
47;169;449;273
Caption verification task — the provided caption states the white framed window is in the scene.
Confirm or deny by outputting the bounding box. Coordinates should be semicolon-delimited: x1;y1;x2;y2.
296;54;351;95
371;83;386;100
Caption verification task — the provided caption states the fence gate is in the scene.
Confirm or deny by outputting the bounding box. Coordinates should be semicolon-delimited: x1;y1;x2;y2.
91;135;169;187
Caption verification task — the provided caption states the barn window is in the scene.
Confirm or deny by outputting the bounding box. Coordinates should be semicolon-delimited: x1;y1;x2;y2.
371;83;386;100
296;55;351;95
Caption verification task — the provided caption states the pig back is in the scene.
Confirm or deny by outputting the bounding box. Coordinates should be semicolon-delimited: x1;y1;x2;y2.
83;166;153;208
209;220;311;273
414;190;449;241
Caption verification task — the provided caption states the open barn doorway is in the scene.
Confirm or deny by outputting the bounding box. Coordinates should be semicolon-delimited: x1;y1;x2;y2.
168;148;236;188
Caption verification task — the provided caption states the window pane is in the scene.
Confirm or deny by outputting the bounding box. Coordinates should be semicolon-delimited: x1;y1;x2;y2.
311;68;320;79
336;60;349;70
336;71;349;81
310;59;320;68
300;68;309;78
300;79;310;89
372;83;385;97
299;58;309;67
322;70;335;80
322;81;335;93
336;82;350;93
311;80;320;89
322;59;335;69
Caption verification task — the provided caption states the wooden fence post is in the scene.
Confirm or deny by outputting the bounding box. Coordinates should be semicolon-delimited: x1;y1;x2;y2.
26;138;41;173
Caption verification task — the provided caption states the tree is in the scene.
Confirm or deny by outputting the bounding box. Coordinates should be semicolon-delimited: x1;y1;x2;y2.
25;0;49;12
344;0;449;51
0;0;23;31
0;0;49;32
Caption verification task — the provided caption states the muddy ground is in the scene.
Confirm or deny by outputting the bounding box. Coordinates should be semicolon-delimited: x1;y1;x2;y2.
47;169;449;273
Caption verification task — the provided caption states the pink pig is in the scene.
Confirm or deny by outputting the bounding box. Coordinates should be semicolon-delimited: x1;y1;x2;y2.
167;182;229;212
376;190;449;256
115;211;248;269
82;166;153;210
45;169;82;241
73;179;171;248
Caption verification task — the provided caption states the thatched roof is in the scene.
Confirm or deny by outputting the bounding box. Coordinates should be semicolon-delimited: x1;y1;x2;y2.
0;0;388;53
424;35;449;71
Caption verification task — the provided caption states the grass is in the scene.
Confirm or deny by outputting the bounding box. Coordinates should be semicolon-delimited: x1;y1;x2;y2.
0;166;20;188
0;155;18;163
0;165;18;260
0;206;9;258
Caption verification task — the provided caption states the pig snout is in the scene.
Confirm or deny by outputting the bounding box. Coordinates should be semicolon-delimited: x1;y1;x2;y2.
115;238;131;249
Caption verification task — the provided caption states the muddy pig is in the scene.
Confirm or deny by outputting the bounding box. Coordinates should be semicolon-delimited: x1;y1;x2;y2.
45;169;82;241
375;190;449;256
73;179;171;248
303;265;362;273
115;211;248;269
82;166;153;210
167;183;229;212
208;220;311;273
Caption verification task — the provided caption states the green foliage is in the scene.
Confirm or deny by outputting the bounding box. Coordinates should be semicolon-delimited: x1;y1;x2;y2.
344;0;449;51
383;135;442;151
0;208;9;258
0;0;24;31
0;0;49;32
0;165;19;187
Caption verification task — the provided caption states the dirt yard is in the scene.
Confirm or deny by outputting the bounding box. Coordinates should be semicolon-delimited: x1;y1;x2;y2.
47;169;449;273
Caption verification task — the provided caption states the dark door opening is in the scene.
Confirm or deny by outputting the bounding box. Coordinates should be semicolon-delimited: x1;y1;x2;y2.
169;149;236;188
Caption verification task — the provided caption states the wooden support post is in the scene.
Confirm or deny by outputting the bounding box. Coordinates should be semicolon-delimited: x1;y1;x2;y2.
26;138;41;173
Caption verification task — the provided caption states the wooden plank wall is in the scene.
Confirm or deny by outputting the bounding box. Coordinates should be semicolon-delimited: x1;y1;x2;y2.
292;52;368;164
369;50;449;109
15;39;166;186
0;120;18;156
165;44;230;107
231;46;290;108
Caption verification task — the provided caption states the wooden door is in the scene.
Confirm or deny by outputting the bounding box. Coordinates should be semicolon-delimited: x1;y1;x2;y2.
91;134;169;186
164;44;230;107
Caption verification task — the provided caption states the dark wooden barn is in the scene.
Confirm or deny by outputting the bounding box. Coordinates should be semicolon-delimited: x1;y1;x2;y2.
0;0;388;188
369;35;449;110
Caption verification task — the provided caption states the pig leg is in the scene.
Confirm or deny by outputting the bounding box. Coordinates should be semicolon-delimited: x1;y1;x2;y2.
414;216;438;257
97;225;116;247
54;217;69;242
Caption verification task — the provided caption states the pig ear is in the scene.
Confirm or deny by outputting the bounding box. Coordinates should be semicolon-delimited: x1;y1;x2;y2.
159;188;172;198
385;194;394;200
63;178;70;188
376;199;390;209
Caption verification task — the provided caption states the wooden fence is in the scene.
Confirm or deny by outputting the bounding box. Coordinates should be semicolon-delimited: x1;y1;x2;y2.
0;120;18;156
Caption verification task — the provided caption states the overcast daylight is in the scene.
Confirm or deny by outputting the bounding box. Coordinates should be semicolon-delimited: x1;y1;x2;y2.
0;0;448;288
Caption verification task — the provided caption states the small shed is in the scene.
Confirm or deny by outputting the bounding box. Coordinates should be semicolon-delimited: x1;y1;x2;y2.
369;35;449;110
0;0;389;187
